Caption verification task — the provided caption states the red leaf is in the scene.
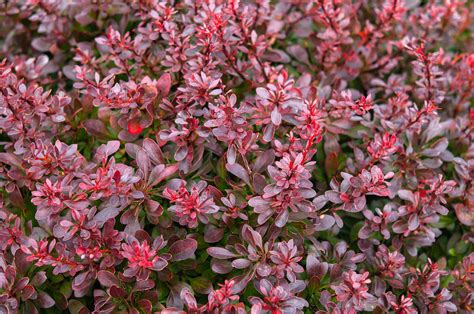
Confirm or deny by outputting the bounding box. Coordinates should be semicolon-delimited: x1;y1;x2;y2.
128;120;144;135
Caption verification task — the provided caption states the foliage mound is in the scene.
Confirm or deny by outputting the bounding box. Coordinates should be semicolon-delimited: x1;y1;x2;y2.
0;1;473;313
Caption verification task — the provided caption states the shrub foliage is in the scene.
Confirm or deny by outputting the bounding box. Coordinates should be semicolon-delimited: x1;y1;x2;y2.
0;1;473;313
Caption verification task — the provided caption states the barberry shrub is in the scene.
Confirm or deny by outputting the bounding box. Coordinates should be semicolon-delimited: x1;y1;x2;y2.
0;1;473;313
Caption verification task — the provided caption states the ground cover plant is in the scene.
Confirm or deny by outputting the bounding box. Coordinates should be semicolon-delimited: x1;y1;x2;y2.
0;0;473;313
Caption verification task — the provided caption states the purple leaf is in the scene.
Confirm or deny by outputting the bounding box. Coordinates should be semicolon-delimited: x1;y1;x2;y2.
97;270;119;288
169;239;198;261
110;286;127;298
408;214;420;231
174;145;188;161
137;149;151;175
232;258;251;269
207;247;238;259
142;138;165;164
275;209;289;227
271;108;282;125
83;119;107;137
211;259;233;274
37;291;55;308
398;190;415;203
0;153;22;168
252;149;275;173
226;162;250;184
204;226;225;243
133;279;155;291
315;214;335;231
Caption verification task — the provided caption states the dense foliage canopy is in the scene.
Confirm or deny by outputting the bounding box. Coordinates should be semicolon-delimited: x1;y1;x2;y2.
0;1;473;313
